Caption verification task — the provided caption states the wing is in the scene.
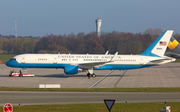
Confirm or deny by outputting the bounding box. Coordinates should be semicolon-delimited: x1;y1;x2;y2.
78;52;118;69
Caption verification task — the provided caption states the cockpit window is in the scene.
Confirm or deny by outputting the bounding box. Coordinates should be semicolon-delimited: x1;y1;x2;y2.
11;58;16;61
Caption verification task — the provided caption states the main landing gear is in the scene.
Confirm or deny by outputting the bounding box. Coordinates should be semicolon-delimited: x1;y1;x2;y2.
87;68;96;79
87;73;96;79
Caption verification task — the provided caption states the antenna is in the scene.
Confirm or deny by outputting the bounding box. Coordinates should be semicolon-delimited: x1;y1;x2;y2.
46;31;48;36
15;20;17;38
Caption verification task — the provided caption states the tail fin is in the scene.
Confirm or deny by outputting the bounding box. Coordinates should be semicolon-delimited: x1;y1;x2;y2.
140;30;173;57
168;36;180;53
165;36;180;58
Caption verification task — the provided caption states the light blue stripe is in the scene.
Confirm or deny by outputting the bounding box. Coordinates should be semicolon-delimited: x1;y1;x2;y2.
6;60;68;68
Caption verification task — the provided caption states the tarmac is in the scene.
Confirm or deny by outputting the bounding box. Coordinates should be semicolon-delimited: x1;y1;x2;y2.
1;91;180;106
1;63;180;106
0;63;180;88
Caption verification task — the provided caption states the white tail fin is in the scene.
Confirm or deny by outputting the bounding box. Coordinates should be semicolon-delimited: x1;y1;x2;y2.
141;30;173;57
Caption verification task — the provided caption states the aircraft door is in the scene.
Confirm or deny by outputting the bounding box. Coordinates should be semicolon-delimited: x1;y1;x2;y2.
21;57;25;63
53;58;57;64
140;58;144;65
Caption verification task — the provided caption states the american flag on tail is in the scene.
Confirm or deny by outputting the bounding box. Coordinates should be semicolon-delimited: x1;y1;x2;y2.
159;41;167;46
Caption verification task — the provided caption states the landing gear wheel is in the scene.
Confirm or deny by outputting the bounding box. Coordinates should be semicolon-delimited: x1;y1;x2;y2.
87;73;96;79
93;73;96;78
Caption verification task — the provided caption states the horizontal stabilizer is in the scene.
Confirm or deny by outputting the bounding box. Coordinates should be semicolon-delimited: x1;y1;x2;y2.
150;58;172;62
149;57;176;63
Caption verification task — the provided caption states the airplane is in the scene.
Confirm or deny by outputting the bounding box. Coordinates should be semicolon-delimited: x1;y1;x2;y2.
166;36;180;58
6;30;176;78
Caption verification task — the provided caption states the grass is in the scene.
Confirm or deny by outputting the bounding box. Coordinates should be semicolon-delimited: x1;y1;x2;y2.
0;54;15;64
0;102;179;112
1;87;180;92
174;58;180;63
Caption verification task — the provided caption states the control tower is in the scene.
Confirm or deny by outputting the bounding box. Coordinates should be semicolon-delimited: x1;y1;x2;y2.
95;17;102;37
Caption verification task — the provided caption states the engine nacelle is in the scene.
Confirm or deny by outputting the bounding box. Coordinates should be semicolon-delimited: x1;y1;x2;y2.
64;65;78;74
64;65;87;75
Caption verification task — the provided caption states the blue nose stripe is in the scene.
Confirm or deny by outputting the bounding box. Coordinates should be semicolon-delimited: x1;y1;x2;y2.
5;60;11;66
6;60;18;67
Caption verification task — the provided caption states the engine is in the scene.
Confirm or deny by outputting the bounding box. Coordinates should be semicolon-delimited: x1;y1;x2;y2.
64;65;86;75
64;65;78;74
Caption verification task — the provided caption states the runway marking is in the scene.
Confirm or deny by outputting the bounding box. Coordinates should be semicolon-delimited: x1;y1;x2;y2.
88;70;114;88
155;68;163;87
114;70;127;87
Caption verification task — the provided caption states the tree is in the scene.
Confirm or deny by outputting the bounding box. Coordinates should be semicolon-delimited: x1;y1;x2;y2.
93;36;105;54
144;28;163;35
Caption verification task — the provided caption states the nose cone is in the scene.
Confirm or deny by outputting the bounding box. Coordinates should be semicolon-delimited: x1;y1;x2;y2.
6;60;16;67
6;60;12;67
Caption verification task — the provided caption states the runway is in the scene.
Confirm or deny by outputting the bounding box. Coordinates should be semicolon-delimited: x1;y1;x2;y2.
0;91;180;106
0;63;180;88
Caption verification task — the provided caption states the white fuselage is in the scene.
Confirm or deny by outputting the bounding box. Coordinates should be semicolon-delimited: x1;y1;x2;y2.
6;53;175;70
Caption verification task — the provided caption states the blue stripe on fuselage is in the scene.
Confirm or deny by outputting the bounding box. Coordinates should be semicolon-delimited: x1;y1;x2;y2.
6;60;68;68
6;60;156;70
94;64;154;70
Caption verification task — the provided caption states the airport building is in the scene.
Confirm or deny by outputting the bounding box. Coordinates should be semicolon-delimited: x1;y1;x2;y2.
95;17;102;37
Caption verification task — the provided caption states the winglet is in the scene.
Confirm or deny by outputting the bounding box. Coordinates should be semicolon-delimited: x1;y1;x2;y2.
105;51;109;55
110;52;118;61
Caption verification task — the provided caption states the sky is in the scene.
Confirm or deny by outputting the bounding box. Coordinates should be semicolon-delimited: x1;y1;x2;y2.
0;0;180;37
